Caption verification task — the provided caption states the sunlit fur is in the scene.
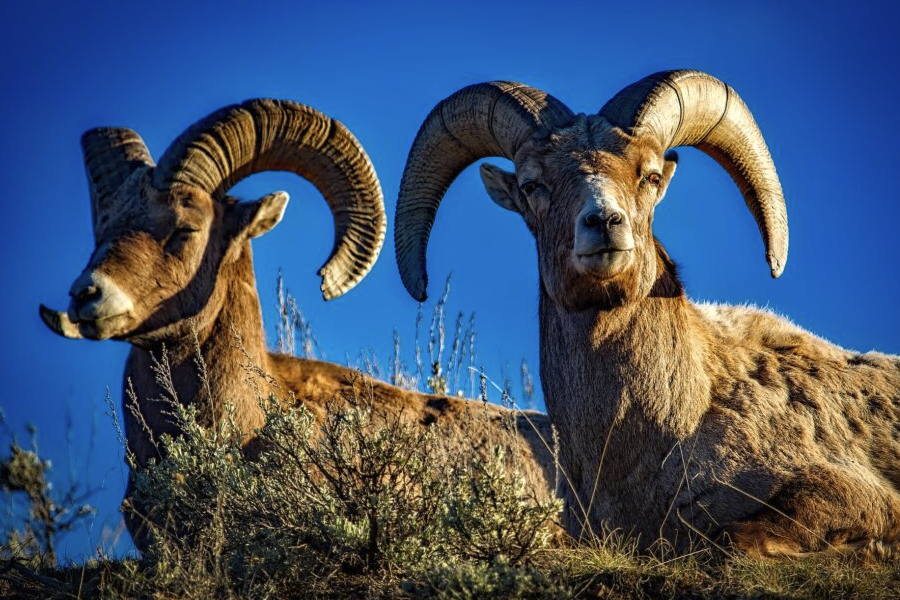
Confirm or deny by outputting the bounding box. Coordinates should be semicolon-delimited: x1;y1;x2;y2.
53;171;555;550
482;114;900;557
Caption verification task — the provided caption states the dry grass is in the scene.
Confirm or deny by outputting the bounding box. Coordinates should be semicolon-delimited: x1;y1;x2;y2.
3;539;899;599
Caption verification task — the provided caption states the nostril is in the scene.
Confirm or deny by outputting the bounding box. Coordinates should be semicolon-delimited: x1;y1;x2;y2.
72;285;100;304
584;212;604;228
584;211;624;229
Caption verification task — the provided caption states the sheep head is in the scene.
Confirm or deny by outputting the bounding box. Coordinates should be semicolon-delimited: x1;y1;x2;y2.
479;118;679;310
41;100;386;344
395;71;787;310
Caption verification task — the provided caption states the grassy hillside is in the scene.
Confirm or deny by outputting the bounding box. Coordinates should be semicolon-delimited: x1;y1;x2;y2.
3;276;898;599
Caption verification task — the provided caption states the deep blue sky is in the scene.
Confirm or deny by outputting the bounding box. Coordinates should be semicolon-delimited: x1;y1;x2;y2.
2;1;898;561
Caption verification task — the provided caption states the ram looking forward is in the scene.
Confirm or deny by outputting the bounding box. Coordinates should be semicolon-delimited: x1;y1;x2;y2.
395;70;900;558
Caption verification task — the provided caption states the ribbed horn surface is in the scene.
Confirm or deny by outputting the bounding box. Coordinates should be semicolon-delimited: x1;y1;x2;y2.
81;128;154;239
154;99;385;299
395;82;574;300
601;70;788;277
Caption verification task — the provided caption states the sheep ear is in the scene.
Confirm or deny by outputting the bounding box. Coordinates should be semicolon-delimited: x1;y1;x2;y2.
237;191;290;239
480;163;520;213
656;151;679;205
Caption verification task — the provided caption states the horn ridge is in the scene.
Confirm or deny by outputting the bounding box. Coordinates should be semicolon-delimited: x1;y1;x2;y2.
154;99;385;299
601;70;788;277
81;127;154;237
395;82;574;300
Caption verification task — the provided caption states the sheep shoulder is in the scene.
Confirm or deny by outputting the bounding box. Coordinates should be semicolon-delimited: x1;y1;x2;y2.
693;301;900;431
686;302;900;556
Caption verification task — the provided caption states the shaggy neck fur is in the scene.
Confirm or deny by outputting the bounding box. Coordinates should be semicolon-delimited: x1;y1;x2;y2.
539;244;711;543
123;243;274;466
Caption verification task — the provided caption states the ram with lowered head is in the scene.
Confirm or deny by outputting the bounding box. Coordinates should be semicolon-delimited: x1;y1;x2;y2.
395;71;900;558
40;99;555;548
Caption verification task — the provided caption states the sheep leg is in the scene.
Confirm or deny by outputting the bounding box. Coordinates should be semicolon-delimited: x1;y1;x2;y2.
729;464;900;558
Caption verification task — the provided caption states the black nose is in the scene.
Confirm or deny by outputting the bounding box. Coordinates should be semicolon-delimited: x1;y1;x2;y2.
584;210;624;229
70;282;100;306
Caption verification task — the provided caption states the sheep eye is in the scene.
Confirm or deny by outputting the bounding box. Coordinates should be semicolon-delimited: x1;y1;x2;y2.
646;172;662;186
520;181;542;195
165;227;199;253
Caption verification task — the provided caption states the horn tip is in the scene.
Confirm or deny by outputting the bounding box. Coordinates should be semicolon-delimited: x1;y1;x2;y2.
319;268;358;302
38;303;54;325
412;277;428;303
319;277;340;302
767;253;786;279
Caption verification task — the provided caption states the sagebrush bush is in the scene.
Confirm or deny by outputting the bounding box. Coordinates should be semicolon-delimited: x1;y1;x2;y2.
119;371;561;597
443;446;561;564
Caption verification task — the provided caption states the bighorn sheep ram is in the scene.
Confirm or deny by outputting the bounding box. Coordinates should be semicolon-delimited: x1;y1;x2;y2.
395;70;900;557
39;99;554;547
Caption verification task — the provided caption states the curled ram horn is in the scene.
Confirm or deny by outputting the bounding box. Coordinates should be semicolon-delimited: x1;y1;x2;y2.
599;70;788;277
395;82;575;301
81;127;155;241
153;99;386;300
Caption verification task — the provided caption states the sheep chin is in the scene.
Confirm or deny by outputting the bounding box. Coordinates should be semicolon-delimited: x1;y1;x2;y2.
574;248;633;279
72;314;133;341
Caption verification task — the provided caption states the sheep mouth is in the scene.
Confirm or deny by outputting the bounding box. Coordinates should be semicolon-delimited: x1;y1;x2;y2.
578;247;629;257
575;247;633;276
39;305;133;340
74;314;134;340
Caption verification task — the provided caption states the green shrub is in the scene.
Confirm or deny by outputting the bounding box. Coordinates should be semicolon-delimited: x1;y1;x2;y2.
118;373;560;597
443;446;562;564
